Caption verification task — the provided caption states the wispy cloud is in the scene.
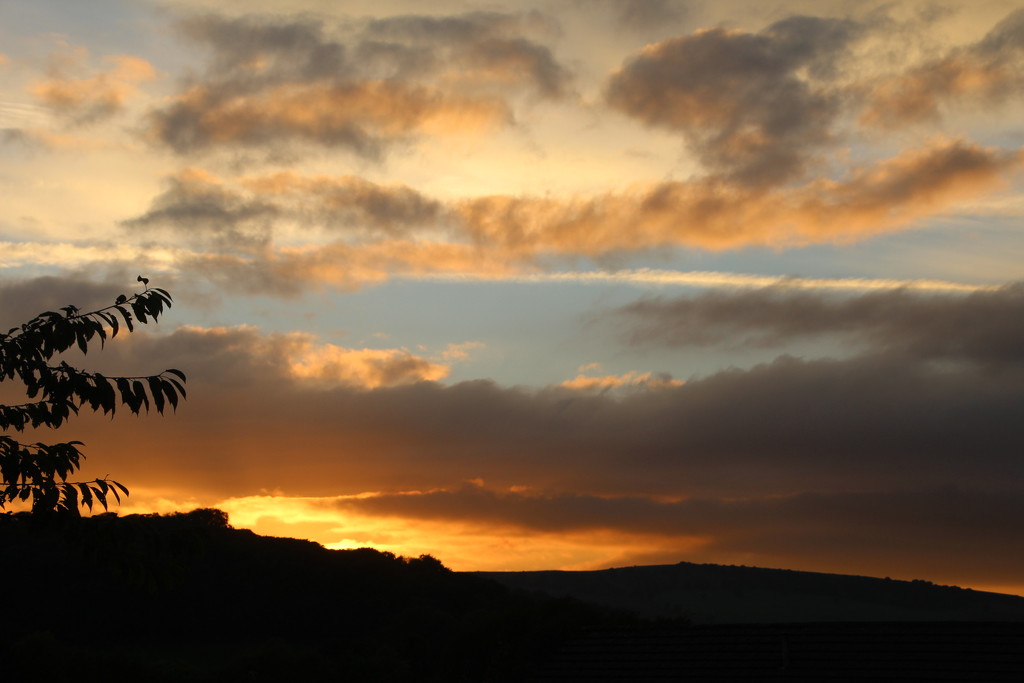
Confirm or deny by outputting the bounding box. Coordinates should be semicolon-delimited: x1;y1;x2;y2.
402;268;995;292
147;11;569;158
30;49;156;124
860;9;1024;128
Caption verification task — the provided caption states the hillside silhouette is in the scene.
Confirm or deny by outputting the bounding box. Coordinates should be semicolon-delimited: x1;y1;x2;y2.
0;509;634;682
478;562;1024;623
6;509;1024;681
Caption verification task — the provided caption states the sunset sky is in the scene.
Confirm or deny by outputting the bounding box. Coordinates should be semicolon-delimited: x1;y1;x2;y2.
3;0;1024;595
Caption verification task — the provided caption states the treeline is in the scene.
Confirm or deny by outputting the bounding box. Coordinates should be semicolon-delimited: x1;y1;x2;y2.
1;509;637;682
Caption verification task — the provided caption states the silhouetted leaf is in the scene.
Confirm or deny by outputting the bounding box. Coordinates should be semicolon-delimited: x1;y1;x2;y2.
1;281;182;514
148;377;165;413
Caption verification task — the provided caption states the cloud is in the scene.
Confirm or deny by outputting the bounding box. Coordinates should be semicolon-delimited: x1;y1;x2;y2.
333;484;1024;583
606;0;687;32
0;240;180;272
30;51;156;125
124;169;445;256
124;168;279;250
438;341;485;362
403;268;991;293
605;16;860;186
0;127;114;151
112;135;1019;297
0;274;129;325
241;171;443;237
55;319;1024;504
861;9;1024;128
173;240;522;296
286;340;449;388
361;12;570;98
150;80;508;158
0;237;991;298
611;282;1024;367
454;138;1022;253
148;11;569;156
560;369;682;393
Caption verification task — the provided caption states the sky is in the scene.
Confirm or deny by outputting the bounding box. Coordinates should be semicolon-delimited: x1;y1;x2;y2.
2;0;1024;594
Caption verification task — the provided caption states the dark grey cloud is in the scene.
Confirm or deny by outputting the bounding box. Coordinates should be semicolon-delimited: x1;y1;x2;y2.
149;11;570;156
611;283;1024;367
605;16;861;187
977;8;1024;55
358;12;570;98
251;173;444;237
177;14;348;84
0;275;127;326
61;324;1024;501
339;484;1024;584
122;171;444;252
123;171;279;251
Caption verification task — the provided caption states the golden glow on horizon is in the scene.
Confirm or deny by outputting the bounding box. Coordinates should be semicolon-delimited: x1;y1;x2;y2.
99;490;1024;598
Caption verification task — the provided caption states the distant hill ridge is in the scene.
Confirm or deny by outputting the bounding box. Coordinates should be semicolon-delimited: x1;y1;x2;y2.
475;561;1024;623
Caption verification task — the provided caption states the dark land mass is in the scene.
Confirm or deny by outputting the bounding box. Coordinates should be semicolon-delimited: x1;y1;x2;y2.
1;509;635;682
476;562;1024;623
479;565;1024;680
5;510;1024;681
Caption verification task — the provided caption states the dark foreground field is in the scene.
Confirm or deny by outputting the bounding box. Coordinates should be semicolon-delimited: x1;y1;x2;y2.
4;510;1023;681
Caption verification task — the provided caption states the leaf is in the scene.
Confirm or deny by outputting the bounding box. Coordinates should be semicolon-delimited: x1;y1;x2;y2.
115;306;134;332
76;328;89;355
166;376;186;399
148;376;165;413
165;368;186;382
131;300;148;325
78;483;93;511
162;380;179;411
115;377;132;404
132;380;149;412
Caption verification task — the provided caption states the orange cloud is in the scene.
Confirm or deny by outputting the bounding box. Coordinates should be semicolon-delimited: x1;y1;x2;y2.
119;137;1020;294
860;10;1024;128
861;59;1010;128
455;138;1022;253
560;370;683;392
174;324;450;389
288;343;449;388
31;53;156;124
177;240;525;295
150;80;508;155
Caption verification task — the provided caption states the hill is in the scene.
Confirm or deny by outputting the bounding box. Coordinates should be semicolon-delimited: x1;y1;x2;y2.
8;510;1024;680
0;509;635;682
476;562;1024;623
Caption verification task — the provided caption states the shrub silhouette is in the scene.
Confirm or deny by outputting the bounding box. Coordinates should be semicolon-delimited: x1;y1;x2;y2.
0;277;185;515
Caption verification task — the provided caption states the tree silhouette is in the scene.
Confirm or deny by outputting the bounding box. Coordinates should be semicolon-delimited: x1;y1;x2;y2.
0;276;186;515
